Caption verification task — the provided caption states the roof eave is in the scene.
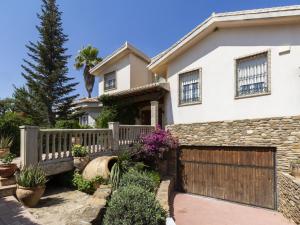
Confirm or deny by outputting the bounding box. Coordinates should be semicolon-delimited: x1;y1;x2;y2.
148;5;300;72
90;42;151;75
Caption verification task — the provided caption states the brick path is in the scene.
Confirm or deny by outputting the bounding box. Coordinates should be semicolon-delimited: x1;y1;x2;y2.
173;193;296;225
0;196;39;225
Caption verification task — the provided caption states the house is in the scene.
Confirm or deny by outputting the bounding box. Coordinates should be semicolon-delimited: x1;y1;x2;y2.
75;97;101;127
88;42;169;127
86;5;300;212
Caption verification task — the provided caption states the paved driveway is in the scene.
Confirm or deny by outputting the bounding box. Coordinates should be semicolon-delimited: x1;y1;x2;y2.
173;193;295;225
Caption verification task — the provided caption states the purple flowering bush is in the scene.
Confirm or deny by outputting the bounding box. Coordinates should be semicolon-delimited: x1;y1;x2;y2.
140;126;178;158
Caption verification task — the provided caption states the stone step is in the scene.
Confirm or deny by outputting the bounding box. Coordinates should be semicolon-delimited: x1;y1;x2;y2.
0;176;16;187
0;185;16;197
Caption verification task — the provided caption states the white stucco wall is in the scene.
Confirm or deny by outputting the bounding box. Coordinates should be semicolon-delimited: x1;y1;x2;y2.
98;55;131;96
87;111;99;127
165;24;300;125
79;108;101;127
130;54;152;88
98;53;152;96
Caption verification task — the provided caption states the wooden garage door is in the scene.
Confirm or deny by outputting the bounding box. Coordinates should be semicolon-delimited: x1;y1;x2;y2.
178;146;276;209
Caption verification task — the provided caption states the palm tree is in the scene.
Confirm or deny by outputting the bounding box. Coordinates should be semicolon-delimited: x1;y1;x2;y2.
75;45;102;98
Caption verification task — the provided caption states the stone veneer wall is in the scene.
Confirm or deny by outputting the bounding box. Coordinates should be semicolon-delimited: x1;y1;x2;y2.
278;173;300;225
156;177;175;216
167;115;300;172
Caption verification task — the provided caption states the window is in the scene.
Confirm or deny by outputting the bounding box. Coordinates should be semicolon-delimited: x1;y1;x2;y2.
236;51;270;98
179;69;201;105
80;115;88;126
104;71;116;91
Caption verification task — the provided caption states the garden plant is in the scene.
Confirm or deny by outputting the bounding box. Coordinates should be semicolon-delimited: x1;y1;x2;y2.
15;165;47;207
72;144;89;171
103;185;166;225
0;136;13;158
0;153;17;178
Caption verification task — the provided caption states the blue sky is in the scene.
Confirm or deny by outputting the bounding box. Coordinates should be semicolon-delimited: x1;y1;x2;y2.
0;0;299;99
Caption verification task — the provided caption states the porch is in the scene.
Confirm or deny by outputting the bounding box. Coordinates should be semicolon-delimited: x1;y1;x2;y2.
101;82;169;127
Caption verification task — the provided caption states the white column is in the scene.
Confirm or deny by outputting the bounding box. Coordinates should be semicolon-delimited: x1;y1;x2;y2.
151;101;159;127
20;126;39;167
108;122;119;151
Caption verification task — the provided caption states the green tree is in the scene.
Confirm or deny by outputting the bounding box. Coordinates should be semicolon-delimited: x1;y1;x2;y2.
74;45;102;98
14;0;78;127
95;107;118;128
0;98;15;116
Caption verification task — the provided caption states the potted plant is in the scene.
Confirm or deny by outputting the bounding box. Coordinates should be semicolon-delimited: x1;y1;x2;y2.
72;144;89;171
0;136;13;158
0;153;17;178
15;165;47;207
291;159;300;179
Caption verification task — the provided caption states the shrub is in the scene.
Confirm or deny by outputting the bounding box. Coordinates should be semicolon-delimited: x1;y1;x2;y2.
0;136;13;149
110;162;120;190
72;172;104;194
80;124;93;129
0;153;16;164
119;169;160;193
109;150;132;190
16;165;47;188
147;170;161;188
0;112;32;155
55;120;81;129
71;144;88;157
95;107;117;128
132;161;146;171
103;185;166;225
141;126;178;157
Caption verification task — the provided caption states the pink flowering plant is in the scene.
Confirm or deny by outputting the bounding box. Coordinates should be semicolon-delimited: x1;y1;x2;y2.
140;126;178;159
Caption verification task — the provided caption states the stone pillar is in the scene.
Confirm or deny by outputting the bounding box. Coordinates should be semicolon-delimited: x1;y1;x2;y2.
20;126;39;167
108;122;119;151
151;101;159;127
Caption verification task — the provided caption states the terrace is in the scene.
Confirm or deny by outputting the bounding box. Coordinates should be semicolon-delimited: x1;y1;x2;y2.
19;123;154;176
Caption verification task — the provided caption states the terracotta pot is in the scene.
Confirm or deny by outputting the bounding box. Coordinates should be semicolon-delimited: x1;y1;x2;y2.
73;156;89;171
82;156;117;180
291;162;300;178
16;185;45;207
0;148;9;158
0;163;17;178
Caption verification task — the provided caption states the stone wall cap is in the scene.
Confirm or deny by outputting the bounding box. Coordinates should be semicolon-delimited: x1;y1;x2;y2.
167;115;300;128
19;125;40;129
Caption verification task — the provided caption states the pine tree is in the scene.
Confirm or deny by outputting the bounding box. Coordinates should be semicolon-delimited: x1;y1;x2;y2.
14;0;78;127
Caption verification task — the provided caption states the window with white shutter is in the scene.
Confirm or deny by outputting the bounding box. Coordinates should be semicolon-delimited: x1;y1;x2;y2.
179;69;201;105
236;51;270;97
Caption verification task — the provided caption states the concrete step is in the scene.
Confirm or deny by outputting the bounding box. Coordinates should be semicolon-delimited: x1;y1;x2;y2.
0;176;16;187
0;185;16;197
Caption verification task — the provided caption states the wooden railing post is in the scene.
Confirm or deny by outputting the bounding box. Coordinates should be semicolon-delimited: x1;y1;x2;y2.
108;122;119;151
20;126;39;167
